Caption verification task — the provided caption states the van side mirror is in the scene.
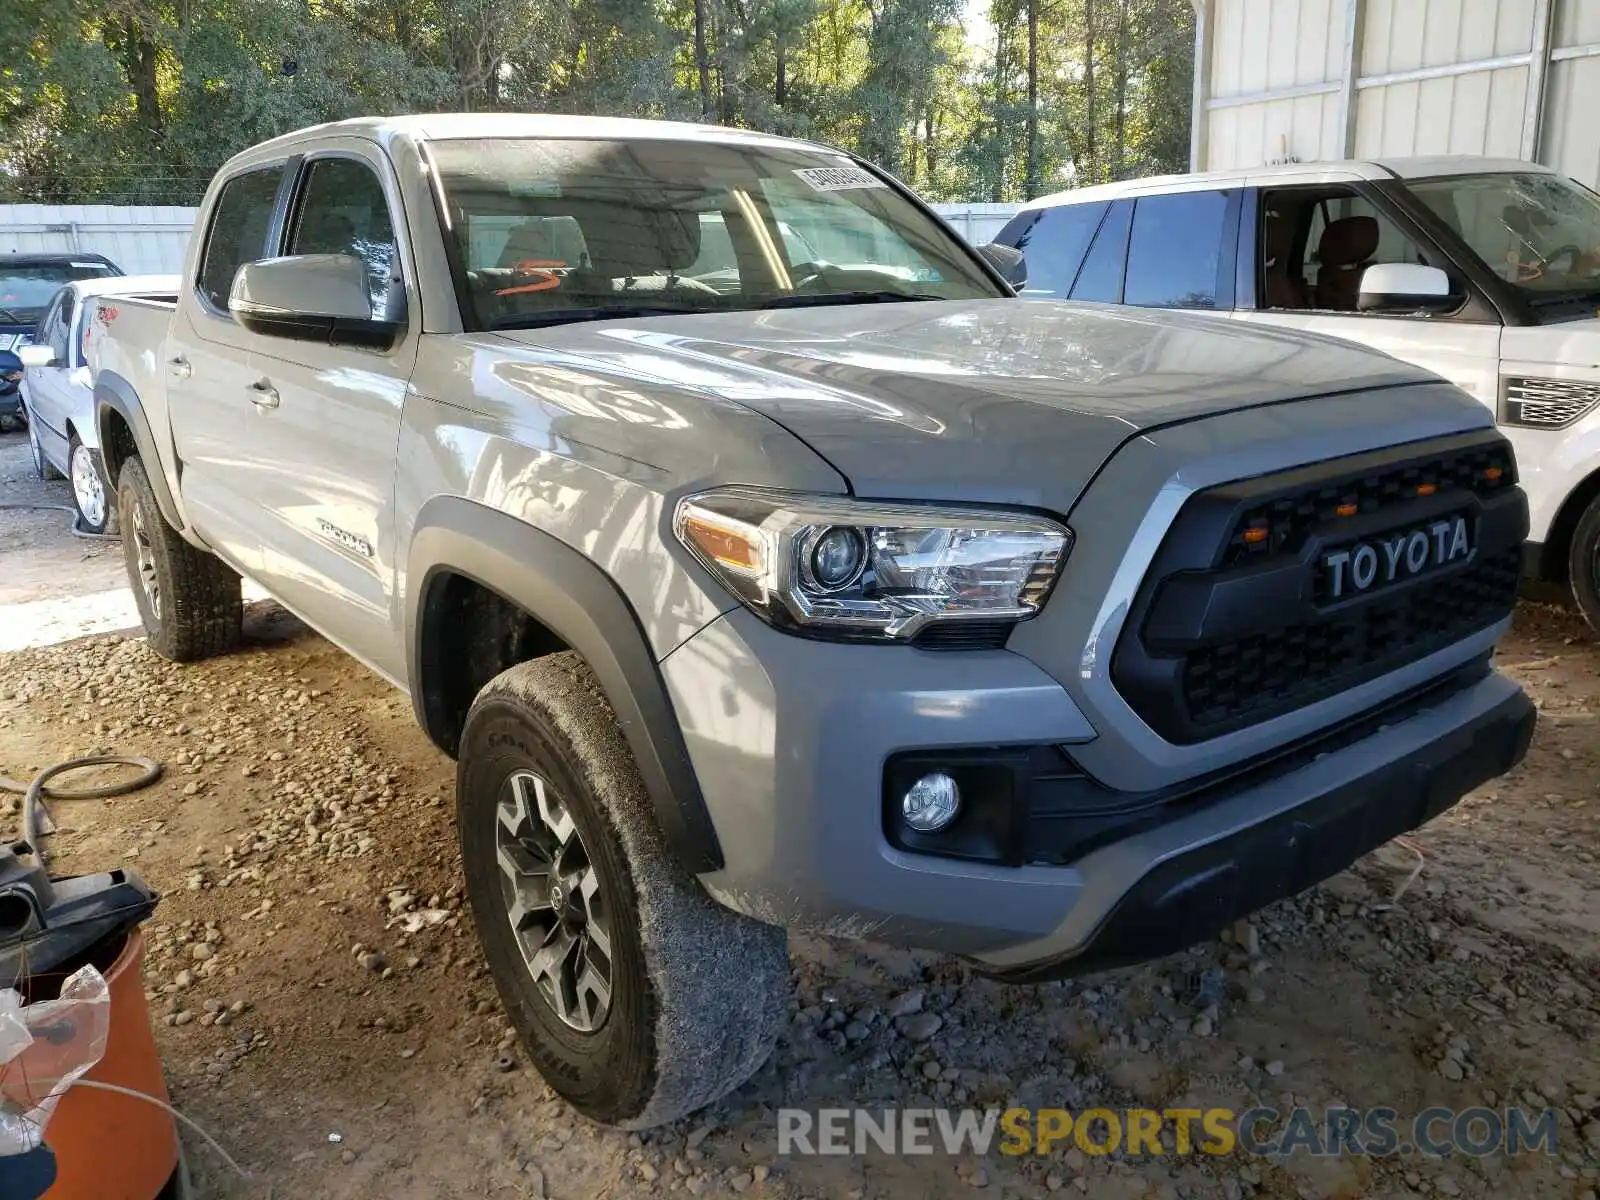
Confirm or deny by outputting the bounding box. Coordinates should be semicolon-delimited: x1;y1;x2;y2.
1357;263;1459;314
977;242;1026;288
17;345;56;368
229;254;403;348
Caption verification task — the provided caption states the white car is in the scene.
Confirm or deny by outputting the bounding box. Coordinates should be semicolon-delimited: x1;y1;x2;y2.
989;156;1600;628
20;274;179;532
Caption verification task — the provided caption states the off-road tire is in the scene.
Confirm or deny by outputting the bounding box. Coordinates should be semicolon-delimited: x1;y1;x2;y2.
117;456;242;662
68;434;117;536
458;653;789;1128
1569;491;1600;631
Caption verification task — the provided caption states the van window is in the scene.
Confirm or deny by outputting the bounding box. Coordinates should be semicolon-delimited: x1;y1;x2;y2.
1071;201;1133;303
1123;191;1231;308
1000;202;1108;299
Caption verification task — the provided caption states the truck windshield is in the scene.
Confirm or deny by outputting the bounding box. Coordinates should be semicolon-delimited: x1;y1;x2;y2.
0;262;117;325
1407;171;1600;304
426;137;1004;330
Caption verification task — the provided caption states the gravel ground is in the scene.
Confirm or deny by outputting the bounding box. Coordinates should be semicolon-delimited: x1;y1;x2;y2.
0;424;1598;1200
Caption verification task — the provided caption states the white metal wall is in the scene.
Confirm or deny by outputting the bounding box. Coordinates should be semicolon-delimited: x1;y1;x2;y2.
1194;0;1600;187
0;205;197;275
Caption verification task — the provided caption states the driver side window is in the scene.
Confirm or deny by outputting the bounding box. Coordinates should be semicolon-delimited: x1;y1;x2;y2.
287;158;401;320
1261;187;1435;313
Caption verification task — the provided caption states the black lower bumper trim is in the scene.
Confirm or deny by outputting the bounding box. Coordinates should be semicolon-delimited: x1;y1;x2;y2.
981;685;1535;982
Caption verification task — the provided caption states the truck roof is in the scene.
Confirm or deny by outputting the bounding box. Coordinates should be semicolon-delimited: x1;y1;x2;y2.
1019;155;1558;212
228;113;837;168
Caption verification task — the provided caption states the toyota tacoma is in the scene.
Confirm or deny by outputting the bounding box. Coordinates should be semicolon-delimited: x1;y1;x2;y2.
87;114;1534;1128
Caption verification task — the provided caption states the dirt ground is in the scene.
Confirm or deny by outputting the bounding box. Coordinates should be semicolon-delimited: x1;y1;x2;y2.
0;422;1597;1200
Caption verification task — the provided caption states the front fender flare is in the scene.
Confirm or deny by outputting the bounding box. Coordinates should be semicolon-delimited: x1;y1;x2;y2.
406;496;724;874
94;372;185;531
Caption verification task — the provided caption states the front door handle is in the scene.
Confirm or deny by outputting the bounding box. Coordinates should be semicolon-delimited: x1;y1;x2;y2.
247;379;280;409
168;355;192;380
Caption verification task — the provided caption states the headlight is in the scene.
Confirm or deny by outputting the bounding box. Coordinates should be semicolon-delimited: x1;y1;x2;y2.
674;488;1072;641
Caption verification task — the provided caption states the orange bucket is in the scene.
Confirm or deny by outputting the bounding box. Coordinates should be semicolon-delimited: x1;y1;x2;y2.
40;929;181;1199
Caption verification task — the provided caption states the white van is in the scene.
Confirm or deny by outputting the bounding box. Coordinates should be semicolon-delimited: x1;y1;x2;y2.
989;157;1600;627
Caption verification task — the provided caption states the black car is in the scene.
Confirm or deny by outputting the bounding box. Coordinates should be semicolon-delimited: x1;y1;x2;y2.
0;252;123;426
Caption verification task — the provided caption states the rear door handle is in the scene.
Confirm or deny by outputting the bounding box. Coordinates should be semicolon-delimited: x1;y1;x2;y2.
168;355;192;380
247;379;280;410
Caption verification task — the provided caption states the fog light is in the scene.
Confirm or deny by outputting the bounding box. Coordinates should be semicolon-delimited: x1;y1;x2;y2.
901;772;960;832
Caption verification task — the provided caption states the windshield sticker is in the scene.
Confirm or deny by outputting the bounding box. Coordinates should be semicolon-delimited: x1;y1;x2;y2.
793;166;887;192
71;262;109;270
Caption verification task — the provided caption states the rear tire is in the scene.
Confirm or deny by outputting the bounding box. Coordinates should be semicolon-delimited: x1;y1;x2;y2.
117;457;241;662
458;653;788;1128
68;435;117;536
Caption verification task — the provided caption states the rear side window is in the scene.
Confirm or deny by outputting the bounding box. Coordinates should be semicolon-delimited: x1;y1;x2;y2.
1123;190;1232;308
197;167;285;311
1002;202;1108;299
1071;200;1133;302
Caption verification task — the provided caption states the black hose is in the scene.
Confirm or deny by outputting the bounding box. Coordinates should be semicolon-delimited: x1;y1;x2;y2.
1;757;164;867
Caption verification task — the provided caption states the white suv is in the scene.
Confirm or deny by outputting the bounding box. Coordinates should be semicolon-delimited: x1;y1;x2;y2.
990;156;1600;627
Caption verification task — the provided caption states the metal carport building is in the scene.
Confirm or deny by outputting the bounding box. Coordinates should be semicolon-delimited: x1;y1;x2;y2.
1190;0;1600;182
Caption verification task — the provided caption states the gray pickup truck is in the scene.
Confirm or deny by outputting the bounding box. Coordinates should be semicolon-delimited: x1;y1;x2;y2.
89;114;1534;1128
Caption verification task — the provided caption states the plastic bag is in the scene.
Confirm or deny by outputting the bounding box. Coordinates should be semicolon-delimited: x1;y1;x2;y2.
0;964;110;1154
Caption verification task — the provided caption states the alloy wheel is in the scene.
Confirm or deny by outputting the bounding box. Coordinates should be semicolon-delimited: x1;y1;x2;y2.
495;768;614;1033
70;445;106;528
130;502;162;620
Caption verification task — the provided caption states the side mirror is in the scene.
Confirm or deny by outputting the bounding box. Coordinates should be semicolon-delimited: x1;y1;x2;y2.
1357;263;1459;314
0;350;21;382
977;242;1026;288
229;255;402;348
17;345;56;368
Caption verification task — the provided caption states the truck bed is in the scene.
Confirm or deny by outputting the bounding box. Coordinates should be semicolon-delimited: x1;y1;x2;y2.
86;294;181;512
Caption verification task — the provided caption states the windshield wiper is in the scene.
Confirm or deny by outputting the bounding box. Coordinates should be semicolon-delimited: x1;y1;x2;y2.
492;305;701;330
757;291;945;309
0;307;28;324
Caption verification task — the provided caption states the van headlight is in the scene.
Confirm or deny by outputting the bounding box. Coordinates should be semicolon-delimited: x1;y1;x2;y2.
674;488;1072;641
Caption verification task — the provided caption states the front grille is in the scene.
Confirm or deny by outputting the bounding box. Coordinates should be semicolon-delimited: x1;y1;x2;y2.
1501;376;1600;430
1183;548;1519;727
1223;440;1515;566
1111;431;1527;744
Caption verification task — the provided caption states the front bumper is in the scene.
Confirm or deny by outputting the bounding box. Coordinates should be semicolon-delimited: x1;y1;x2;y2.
662;607;1532;968
0;386;20;417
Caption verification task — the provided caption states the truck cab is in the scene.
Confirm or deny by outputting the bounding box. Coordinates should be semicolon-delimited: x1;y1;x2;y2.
990;156;1600;626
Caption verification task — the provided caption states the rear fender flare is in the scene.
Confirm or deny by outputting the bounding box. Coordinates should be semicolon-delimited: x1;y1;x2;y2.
94;372;185;531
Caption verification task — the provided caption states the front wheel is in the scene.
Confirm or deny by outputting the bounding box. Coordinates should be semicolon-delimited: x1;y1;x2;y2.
68;436;117;535
458;653;789;1128
1569;492;1600;631
117;457;242;662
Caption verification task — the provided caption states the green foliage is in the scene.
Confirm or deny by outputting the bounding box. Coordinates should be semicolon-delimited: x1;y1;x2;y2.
0;0;1193;204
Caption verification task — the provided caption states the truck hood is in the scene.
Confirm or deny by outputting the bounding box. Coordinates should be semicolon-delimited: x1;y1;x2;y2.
495;299;1436;509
